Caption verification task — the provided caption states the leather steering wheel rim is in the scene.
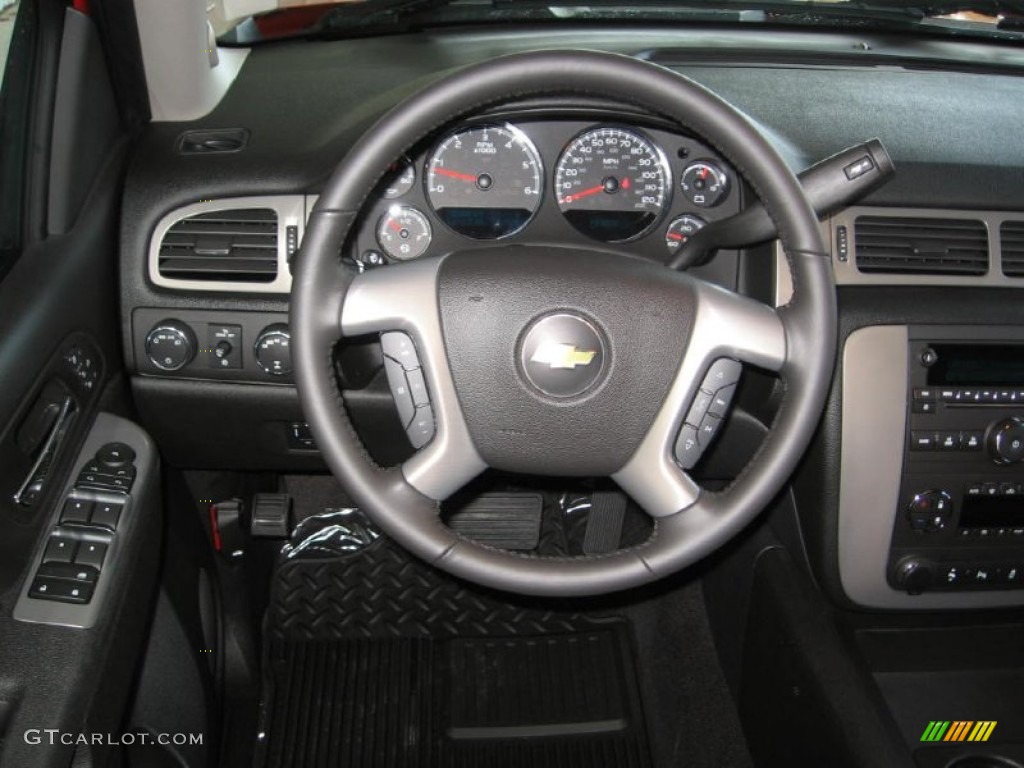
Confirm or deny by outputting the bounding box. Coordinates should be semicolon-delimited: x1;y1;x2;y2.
292;49;836;597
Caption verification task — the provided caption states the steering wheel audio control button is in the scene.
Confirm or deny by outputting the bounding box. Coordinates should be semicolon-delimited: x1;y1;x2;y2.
685;390;714;427
703;358;742;390
674;425;702;470
708;384;737;418
697;414;722;448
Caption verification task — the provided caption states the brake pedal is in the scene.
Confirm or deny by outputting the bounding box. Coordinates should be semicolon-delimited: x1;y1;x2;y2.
448;492;543;550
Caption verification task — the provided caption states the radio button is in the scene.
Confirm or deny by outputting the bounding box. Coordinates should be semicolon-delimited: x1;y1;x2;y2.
913;401;937;414
957;388;978;403
910;431;938;451
940;388;957;402
913;388;936;401
998;390;1015;404
962;431;984;450
938;432;961;450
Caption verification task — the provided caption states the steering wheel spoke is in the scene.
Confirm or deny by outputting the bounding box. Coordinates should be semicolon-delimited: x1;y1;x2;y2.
613;281;786;518
341;258;487;502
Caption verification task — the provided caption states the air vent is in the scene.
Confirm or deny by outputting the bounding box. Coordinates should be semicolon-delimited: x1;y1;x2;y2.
158;209;278;283
854;216;988;276
1000;221;1024;277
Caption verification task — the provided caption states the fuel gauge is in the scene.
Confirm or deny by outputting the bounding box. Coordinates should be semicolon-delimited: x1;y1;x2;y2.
680;161;729;208
377;206;432;261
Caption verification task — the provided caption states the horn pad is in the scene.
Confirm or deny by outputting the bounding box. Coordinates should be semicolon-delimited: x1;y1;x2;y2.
437;246;697;476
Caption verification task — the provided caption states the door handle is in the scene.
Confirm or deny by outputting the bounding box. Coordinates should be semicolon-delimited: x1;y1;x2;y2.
13;395;76;507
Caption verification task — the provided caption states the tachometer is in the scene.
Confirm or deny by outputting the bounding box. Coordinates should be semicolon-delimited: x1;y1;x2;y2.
555;127;670;242
426;124;543;239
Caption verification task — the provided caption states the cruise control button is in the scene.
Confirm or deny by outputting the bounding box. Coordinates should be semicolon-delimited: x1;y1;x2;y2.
708;384;736;418
96;442;135;468
674;425;701;470
29;577;94;604
406;367;430;407
75;541;108;570
90;502;123;531
406;405;435;449
697;413;722;448
43;537;78;564
61;499;93;524
380;331;421;371
382;356;416;429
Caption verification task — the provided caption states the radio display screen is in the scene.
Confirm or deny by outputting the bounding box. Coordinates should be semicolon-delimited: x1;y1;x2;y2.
927;344;1024;386
960;495;1024;528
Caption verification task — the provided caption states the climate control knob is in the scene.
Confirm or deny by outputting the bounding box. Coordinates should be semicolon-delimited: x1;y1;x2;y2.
894;557;934;594
254;324;292;376
987;417;1024;464
145;320;196;371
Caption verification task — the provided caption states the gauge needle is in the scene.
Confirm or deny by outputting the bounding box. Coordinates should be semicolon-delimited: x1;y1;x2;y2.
387;219;403;233
434;167;478;182
563;184;605;204
667;232;684;241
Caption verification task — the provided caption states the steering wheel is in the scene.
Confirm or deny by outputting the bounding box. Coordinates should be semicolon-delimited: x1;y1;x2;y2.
292;50;836;597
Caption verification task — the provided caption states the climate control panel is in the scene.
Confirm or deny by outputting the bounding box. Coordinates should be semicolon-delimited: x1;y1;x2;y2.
132;308;292;384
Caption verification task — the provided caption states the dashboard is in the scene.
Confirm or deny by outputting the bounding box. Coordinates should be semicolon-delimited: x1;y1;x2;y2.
118;25;1024;611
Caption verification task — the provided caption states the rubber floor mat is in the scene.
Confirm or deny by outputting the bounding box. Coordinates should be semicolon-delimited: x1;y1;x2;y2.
257;624;651;768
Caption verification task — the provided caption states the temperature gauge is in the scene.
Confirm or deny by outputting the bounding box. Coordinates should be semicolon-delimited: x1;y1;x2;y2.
377;206;432;261
680;161;729;208
665;214;707;255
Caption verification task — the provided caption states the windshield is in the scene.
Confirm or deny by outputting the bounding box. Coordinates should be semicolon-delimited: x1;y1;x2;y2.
211;0;1024;44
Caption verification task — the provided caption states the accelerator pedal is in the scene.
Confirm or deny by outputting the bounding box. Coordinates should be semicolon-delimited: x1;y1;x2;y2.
583;491;628;555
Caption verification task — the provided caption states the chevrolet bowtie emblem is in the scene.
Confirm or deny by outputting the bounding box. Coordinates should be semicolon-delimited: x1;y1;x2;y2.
530;342;598;370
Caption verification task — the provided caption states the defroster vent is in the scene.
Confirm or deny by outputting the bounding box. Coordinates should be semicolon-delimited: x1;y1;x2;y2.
855;216;988;276
158;209;278;283
1000;221;1024;277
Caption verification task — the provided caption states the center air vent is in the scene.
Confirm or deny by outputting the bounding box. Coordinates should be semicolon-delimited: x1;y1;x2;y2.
158;209;279;283
854;216;988;276
1000;221;1024;277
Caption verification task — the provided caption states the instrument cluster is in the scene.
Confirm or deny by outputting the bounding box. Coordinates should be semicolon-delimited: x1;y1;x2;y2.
349;118;743;267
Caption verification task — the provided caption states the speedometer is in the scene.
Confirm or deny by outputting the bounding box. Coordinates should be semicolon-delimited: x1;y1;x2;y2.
426;124;543;239
555;127;670;242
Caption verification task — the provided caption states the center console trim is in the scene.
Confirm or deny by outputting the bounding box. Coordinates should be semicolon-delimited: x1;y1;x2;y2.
838;325;1024;609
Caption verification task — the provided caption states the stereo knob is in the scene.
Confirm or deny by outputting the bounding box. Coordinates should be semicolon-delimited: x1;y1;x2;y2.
987;417;1024;465
254;324;292;376
145;320;196;371
894;557;934;594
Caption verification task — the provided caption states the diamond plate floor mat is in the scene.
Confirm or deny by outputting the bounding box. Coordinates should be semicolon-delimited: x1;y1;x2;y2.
256;625;652;768
259;537;652;767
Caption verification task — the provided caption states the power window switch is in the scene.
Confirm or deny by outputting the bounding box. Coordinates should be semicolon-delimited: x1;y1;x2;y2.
60;499;93;524
36;562;99;584
29;577;94;604
90;502;123;531
43;536;78;564
75;541;108;570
